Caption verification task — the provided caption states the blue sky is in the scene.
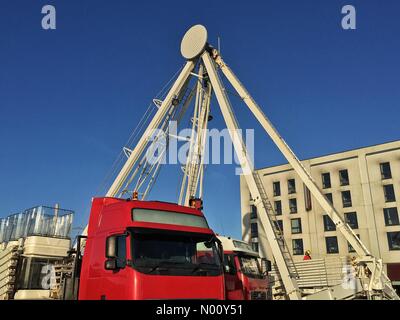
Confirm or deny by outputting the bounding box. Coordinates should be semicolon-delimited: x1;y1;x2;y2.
0;0;399;240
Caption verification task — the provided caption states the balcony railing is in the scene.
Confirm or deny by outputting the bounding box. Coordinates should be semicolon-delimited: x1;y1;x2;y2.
0;206;73;244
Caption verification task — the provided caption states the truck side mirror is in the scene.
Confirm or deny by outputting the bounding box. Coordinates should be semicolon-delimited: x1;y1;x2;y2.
105;259;117;270
214;238;224;263
106;236;117;258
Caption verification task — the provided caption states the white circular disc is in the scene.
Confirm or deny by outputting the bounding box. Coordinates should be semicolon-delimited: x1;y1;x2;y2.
180;25;208;60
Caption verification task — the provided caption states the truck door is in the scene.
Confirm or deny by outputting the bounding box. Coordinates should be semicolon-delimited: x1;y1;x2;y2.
101;233;131;299
223;254;244;300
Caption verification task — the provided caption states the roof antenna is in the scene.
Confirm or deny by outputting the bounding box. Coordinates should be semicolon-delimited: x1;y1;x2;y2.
217;36;221;54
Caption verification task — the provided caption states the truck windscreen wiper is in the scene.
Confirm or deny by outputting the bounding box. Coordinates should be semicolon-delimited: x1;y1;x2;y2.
191;262;218;274
147;261;187;273
147;265;168;273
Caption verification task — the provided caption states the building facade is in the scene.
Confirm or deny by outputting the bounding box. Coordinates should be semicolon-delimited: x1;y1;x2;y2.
240;140;400;287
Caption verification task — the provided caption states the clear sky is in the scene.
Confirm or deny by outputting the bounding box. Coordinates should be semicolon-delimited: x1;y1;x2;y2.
0;0;399;240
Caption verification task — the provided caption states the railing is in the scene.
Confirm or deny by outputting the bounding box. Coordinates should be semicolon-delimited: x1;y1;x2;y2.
270;256;347;292
0;206;74;245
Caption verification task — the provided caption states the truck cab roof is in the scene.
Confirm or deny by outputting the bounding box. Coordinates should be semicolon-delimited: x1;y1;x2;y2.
217;235;259;257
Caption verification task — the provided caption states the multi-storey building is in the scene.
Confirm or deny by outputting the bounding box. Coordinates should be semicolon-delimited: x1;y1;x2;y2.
240;140;400;288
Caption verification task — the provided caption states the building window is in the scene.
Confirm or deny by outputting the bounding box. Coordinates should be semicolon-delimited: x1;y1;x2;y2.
289;198;297;214
292;239;304;255
344;212;359;229
341;190;352;208
383;207;399;226
273;181;281;197
288;179;296;194
384;184;396;202
251;223;258;238
326;236;339;254
348;234;360;253
251;242;259;253
325;193;333;205
291;218;302;234
339;169;349;186
322;173;331;189
250;205;257;219
304;186;312;211
274;220;283;233
17;257;60;290
323;214;336;231
274;201;282;215
387;232;400;251
380;162;392;180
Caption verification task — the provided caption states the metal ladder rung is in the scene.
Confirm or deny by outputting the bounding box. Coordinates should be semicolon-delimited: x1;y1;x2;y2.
252;172;300;284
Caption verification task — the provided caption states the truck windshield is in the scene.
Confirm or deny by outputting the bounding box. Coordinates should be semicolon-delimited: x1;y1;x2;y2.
238;255;263;279
130;229;222;276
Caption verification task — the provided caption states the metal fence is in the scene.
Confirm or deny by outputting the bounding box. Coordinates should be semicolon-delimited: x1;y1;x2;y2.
270;256;347;291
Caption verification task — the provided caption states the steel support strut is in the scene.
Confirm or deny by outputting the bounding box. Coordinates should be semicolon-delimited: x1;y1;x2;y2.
81;60;196;236
211;49;399;300
201;50;302;300
106;60;196;198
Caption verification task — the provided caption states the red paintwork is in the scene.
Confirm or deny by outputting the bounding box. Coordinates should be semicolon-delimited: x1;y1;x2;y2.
78;197;225;300
223;250;269;300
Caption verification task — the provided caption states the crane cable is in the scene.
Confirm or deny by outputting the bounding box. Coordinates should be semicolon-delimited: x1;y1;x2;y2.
126;84;197;198
94;65;185;196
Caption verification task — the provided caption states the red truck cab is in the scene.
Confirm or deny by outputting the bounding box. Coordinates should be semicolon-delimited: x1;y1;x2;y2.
218;236;269;300
78;197;225;300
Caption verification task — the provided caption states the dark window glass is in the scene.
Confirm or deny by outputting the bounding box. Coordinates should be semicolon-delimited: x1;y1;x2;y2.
292;239;304;255
291;218;302;234
380;162;392;180
344;212;358;229
383;207;399;226
223;254;237;275
325;193;333;205
251;223;258;238
348;234;360;253
273;181;281;197
274;201;282;215
326;236;339;254
342;191;352;208
250;205;257;219
322;173;331;189
238;256;263;279
339;169;349;186
387;232;400;251
288;179;296;194
274;220;283;234
304;186;312;211
251;242;259;253
384;185;396;202
323;214;336;231
117;236;126;268
131;231;222;276
17;257;59;290
289;198;297;214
